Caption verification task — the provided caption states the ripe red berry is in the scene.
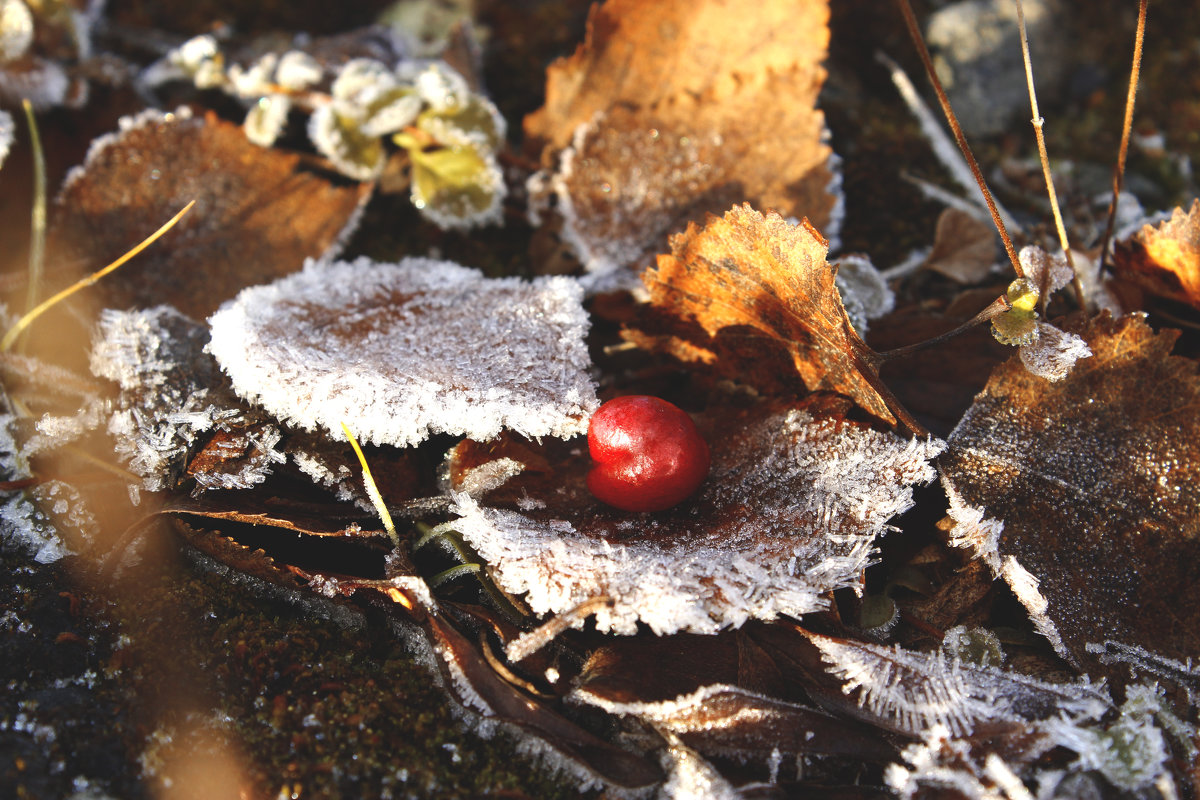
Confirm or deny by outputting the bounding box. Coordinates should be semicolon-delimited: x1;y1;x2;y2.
586;395;710;512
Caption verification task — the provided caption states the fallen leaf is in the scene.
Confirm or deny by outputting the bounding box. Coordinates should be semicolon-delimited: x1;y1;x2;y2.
921;208;997;284
628;204;909;430
1112;198;1200;310
939;312;1200;674
525;0;837;275
206;257;600;448
47;108;372;320
445;396;943;637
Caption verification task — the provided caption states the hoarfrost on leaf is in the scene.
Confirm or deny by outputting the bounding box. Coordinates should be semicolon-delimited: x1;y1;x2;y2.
445;404;943;636
206;257;599;448
834;253;895;335
91;307;281;494
1017;322;1091;382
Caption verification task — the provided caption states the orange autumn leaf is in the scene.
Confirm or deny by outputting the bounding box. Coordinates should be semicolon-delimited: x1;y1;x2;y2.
524;0;837;274
1113;198;1200;310
631;204;909;430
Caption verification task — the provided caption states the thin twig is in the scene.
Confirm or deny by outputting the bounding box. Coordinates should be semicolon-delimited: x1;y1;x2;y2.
1097;0;1148;273
895;0;1023;278
1013;0;1085;309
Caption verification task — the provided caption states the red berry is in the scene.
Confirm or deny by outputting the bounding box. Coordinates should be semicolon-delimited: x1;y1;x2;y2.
586;396;710;512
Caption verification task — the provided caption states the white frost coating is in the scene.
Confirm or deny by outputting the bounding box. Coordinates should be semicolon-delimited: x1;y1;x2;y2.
572;683;773;735
61;107;194;193
1018;323;1092;382
275;51;322;90
941;485;1072;662
307;104;385;181
660;734;739;800
809;631;1109;738
0;0;33;62
207;257;599;447
822;130;845;253
0;416;72;563
450;411;944;636
1017;246;1074;296
0;108;13;170
835;253;895;335
243;94;292;147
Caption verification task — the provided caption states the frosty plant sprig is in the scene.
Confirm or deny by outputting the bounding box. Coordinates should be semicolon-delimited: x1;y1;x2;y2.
145;37;507;229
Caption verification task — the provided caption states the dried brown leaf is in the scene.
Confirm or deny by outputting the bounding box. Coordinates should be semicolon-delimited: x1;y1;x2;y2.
631;204;905;429
922;208;998;284
47;109;371;320
940;312;1200;673
1113;198;1200;310
525;0;836;273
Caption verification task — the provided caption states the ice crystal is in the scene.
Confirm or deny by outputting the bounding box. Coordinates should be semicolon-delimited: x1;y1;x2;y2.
207;257;598;448
91;306;281;494
809;631;1109;738
448;408;943;636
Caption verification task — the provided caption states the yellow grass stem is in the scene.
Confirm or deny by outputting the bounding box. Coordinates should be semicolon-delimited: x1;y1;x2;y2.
339;421;399;547
0;200;195;352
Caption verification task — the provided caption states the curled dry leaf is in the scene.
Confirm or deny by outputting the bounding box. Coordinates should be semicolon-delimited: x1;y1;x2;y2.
525;0;838;275
1112;198;1200;310
48;108;372;320
207;257;599;448
628;204;908;430
921;208;997;284
445;398;943;637
939;312;1200;674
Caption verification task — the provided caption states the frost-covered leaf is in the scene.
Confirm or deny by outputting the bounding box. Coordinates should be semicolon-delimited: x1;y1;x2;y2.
243;94;292;147
90;306;281;495
307;103;388;180
1017;321;1091;382
1113;198;1200;310
207;257;599;448
404;141;504;229
629;205;907;429
444;399;943;636
940;312;1200;672
49;109;372;319
836;254;895;336
524;0;838;276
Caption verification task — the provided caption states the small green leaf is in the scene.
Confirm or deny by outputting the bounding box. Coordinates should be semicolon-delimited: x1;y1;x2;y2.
402;140;504;228
859;593;899;634
416;94;505;150
309;105;385;181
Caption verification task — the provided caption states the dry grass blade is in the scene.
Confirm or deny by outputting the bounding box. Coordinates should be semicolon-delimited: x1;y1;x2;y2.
1098;0;1149;273
0;201;196;352
1014;0;1085;308
339;421;398;547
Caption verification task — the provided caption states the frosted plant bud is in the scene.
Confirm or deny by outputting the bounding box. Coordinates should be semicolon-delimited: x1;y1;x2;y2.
244;94;291;147
1019;322;1091;382
0;0;33;62
275;50;322;90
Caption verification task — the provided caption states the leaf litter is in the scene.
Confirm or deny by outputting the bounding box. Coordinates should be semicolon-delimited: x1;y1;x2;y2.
2;0;1200;798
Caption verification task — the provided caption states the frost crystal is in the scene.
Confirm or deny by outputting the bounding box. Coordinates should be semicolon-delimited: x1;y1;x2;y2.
449;409;944;636
207;258;599;448
91;306;281;494
1018;322;1091;382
